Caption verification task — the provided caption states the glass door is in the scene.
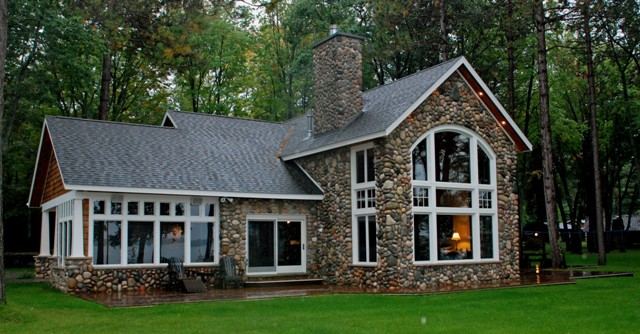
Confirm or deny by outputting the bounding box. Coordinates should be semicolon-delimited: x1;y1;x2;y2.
247;219;306;274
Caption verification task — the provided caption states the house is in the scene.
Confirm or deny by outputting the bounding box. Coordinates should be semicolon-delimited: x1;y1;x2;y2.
27;29;532;293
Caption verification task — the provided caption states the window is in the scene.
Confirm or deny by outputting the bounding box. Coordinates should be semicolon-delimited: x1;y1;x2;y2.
93;221;121;265
128;221;154;264
191;222;215;262
160;222;184;261
57;200;74;265
90;196;218;266
412;127;497;263
352;145;377;265
357;216;377;263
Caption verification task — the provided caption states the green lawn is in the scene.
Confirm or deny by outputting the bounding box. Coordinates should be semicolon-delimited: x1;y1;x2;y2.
1;251;639;334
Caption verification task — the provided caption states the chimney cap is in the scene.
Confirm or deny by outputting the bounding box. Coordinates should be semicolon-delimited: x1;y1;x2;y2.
329;24;339;35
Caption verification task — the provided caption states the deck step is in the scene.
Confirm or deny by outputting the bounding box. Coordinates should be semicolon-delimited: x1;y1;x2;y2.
244;277;324;288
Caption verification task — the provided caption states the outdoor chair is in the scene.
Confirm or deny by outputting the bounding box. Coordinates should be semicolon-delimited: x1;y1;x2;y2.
167;257;207;293
221;256;243;289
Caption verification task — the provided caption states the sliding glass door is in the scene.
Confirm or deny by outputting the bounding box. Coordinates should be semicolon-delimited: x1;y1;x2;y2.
247;219;306;274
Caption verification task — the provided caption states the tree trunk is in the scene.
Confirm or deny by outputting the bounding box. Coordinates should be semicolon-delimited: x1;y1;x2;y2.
583;0;606;265
0;0;8;305
506;0;516;117
534;0;564;269
98;54;112;120
437;0;449;61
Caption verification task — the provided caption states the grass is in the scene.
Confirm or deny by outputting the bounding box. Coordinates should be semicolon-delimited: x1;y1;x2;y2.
1;251;639;334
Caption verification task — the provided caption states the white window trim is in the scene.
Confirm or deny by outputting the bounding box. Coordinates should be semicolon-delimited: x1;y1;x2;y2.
411;126;499;265
88;193;219;268
351;143;378;265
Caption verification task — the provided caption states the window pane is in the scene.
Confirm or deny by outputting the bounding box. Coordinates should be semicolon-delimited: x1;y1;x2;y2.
478;146;491;184
480;216;494;259
414;215;430;261
160;222;185;262
190;204;200;216
413;187;429;207
191;222;215;262
479;191;492;208
367;216;377;262
437;215;472;260
144;202;155;215
435;132;470;183
160;202;171;216
93;200;105;214
128;221;154;264
413;140;427;180
93;220;121;265
366;148;375;182
356;150;365;183
111;202;122;215
127;202;139;215
357;216;367;262
175;203;185;216
205;204;215;217
436;189;471;207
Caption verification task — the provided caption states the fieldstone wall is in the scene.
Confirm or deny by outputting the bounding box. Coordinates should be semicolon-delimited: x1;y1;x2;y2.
34;255;51;279
296;147;361;284
46;256;217;293
299;72;521;290
218;198;320;275
312;33;363;135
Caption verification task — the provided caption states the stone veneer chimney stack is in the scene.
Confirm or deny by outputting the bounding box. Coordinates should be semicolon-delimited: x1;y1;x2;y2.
312;25;364;136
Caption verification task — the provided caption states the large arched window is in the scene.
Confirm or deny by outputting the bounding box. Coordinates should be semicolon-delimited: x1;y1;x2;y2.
412;126;497;263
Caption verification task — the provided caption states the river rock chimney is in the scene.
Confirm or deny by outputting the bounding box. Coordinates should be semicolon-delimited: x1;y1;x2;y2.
312;26;364;136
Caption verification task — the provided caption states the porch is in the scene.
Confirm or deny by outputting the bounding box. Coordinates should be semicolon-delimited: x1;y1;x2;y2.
75;268;633;308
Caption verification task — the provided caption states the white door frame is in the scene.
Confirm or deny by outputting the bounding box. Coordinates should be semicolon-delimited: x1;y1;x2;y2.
246;215;307;276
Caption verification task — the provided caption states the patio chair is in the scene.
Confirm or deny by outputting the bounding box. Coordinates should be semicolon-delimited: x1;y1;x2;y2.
167;257;207;293
221;256;243;289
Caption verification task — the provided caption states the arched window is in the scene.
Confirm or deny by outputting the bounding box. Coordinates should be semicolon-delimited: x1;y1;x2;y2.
412;126;497;263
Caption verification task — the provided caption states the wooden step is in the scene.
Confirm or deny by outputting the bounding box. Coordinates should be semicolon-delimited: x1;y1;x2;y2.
244;276;324;288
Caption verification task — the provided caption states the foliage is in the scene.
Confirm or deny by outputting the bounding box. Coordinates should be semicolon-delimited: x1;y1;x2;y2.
2;0;640;259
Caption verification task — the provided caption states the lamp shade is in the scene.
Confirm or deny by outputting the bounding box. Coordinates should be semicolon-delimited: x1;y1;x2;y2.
451;232;461;241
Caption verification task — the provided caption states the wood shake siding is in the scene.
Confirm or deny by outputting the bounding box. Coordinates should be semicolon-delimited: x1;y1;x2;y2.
42;153;68;203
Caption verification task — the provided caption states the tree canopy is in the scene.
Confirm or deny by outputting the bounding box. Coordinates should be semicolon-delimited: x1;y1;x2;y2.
2;0;640;264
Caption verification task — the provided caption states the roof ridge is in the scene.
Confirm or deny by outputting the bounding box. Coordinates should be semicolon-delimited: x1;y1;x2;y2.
45;115;168;130
168;110;287;126
363;56;463;96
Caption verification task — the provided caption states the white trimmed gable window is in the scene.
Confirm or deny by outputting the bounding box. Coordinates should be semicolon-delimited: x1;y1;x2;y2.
412;126;498;263
351;144;377;264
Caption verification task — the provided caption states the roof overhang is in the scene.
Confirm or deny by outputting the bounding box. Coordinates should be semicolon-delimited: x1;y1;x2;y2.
59;184;324;201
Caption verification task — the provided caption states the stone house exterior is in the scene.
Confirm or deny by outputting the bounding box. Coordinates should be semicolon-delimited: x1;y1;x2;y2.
27;30;531;293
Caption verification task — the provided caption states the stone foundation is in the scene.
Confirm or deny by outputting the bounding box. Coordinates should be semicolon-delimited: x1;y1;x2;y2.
42;256;219;293
34;255;52;279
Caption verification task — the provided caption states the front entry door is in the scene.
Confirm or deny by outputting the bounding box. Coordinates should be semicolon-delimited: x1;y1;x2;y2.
247;219;306;274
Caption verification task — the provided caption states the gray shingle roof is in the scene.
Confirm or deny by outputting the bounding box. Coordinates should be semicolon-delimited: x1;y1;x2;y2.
282;57;463;158
46;111;323;198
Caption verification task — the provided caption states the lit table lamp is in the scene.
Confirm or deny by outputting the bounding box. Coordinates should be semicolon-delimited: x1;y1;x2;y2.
451;232;461;251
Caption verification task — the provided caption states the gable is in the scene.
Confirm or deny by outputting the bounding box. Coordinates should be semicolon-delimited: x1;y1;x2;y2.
28;126;64;208
281;56;531;161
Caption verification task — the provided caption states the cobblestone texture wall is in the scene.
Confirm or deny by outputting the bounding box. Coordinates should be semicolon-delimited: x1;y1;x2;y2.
312;33;363;135
299;72;521;290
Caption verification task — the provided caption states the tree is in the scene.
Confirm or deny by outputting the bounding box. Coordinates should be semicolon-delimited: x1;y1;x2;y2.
534;0;564;268
0;0;8;305
582;0;606;265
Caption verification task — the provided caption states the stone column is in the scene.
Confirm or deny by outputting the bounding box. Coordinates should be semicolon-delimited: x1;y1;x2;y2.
39;211;51;256
70;198;85;257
